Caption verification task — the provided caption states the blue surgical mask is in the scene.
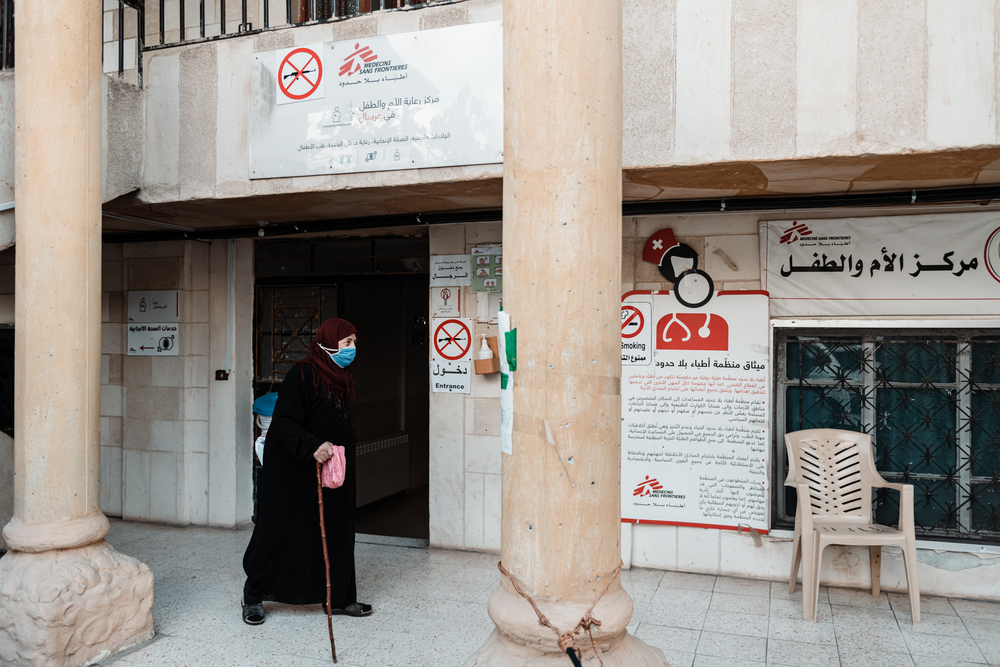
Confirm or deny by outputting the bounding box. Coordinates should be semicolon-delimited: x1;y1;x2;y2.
330;346;356;368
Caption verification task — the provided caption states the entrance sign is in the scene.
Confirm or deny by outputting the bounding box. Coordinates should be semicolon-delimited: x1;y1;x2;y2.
127;323;179;356
128;291;179;323
621;291;770;532
432;318;473;362
430;360;472;394
761;212;1000;317
621;302;651;366
250;21;502;178
277;46;325;103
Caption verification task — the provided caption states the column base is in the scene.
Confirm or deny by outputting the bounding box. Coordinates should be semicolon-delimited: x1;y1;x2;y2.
464;629;669;666
0;540;154;667
464;584;668;666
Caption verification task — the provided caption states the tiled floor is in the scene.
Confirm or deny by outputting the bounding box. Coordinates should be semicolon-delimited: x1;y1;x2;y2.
99;519;1000;667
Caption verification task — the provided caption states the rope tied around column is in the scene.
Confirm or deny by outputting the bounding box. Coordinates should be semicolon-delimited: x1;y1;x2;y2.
497;560;623;667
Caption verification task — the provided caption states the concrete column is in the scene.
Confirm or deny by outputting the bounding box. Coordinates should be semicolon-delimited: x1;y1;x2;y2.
466;2;665;666
0;0;153;664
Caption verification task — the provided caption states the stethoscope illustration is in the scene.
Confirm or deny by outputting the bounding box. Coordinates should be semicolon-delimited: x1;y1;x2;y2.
662;313;713;343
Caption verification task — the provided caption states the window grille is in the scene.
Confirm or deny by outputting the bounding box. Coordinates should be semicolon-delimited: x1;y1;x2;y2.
775;328;1000;543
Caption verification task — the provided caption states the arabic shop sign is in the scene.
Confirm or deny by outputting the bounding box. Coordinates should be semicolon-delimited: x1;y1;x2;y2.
760;213;1000;317
249;21;502;179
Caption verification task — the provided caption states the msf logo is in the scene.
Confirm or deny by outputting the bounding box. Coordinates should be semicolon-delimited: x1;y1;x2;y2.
633;476;663;497
779;222;813;245
340;43;377;77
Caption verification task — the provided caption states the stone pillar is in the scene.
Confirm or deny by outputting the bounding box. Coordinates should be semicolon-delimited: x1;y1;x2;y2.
0;0;154;664
465;2;665;666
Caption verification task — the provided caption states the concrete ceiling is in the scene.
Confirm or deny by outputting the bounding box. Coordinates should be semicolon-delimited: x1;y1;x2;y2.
102;148;1000;238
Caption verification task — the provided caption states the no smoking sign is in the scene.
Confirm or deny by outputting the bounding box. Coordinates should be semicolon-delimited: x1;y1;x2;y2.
621;301;651;366
276;44;325;105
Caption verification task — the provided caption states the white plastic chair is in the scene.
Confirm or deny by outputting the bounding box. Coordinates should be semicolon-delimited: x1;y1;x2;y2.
785;428;920;623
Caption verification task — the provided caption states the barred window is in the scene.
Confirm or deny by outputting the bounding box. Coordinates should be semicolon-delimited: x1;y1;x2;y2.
775;328;1000;543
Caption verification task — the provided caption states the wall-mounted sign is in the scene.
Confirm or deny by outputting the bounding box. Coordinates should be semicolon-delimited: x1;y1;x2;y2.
431;317;474;362
128;291;179;323
471;246;502;293
642;229;715;308
621;291;770;533
430;360;471;394
430;255;471;287
250;21;502;179
761;212;1000;317
127;323;179;356
432;286;460;318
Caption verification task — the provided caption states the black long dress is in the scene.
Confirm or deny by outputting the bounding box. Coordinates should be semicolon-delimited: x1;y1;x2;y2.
243;365;358;606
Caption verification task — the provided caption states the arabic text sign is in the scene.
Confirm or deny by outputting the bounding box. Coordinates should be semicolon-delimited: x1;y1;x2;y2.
761;213;1000;317
127;323;180;357
621;292;770;532
128;291;179;323
250;21;502;178
430;360;471;394
430;255;472;287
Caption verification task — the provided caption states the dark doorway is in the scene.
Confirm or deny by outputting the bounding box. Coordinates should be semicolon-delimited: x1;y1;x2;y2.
253;235;430;542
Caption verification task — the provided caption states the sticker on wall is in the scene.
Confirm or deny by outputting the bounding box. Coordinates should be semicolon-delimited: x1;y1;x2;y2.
621;302;652;366
642;229;715;308
128;291;179;323
431;317;474;362
430;360;472;394
275;44;325;105
471;246;502;293
432;287;461;318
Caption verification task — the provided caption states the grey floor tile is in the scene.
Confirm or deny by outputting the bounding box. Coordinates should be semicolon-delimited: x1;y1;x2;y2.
766;638;840;667
659;571;719;592
634;623;701;653
701;609;768;638
910;657;993;667
951;599;1000;621
708;592;770;616
890;593;955;617
976;638;1000;665
712;577;771;598
772;581;831;604
963;616;1000;641
838;648;916;667
691;655;765;667
829;586;893;609
769;597;834;623
660;651;696;667
895;611;970;637
695;630;766;662
768;615;837;646
901;632;987;662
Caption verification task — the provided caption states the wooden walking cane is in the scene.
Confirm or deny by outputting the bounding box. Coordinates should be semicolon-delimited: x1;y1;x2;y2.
316;461;338;664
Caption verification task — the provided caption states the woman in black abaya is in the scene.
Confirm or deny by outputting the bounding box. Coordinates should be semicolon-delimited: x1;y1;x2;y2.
241;318;372;624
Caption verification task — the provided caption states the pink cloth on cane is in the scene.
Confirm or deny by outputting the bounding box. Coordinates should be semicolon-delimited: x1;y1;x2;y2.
321;446;346;489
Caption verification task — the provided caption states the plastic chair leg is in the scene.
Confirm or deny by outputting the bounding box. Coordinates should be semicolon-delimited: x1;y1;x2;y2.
801;533;818;621
789;532;801;594
902;540;921;624
869;545;881;596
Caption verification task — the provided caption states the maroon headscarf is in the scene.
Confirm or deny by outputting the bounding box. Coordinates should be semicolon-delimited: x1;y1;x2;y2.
295;318;357;406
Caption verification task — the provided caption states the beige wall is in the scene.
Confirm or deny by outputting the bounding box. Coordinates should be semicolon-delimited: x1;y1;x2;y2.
428;221;503;551
100;239;253;527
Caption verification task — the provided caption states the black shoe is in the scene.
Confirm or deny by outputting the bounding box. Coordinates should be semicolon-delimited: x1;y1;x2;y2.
241;597;265;625
327;602;372;617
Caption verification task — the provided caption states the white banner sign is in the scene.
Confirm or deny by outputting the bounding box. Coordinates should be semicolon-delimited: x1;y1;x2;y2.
621;292;770;532
761;213;1000;317
250;21;502;178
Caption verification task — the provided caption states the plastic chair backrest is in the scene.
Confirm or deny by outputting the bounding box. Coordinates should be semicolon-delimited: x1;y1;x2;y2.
785;428;876;521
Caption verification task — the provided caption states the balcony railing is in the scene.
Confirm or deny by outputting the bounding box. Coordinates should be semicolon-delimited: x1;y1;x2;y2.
0;0;446;87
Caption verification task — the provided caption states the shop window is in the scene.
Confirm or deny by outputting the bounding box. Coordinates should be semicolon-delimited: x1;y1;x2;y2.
775;328;1000;544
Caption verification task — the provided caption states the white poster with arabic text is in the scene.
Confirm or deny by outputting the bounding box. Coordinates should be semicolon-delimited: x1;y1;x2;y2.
621;291;770;532
250;21;502;178
761;213;1000;317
